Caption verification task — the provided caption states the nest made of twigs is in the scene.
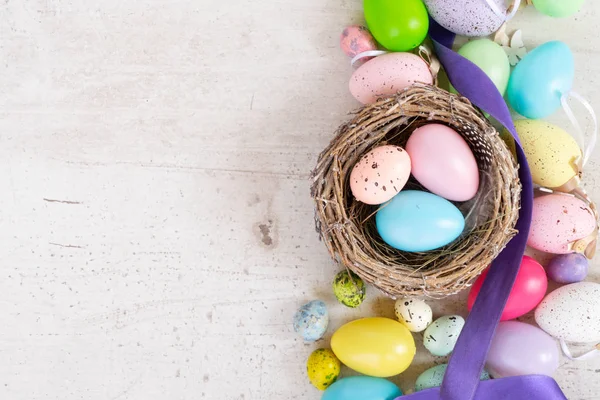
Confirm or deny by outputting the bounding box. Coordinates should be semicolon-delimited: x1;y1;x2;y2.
311;84;521;298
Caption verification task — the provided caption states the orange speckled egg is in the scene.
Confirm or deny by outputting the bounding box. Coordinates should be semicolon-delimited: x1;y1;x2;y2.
350;145;411;205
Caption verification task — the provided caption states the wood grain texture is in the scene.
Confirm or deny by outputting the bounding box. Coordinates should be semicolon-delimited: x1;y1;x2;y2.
0;1;599;399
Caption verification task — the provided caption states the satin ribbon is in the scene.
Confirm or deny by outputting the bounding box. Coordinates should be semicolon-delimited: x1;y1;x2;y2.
561;91;598;167
483;0;522;20
561;340;600;361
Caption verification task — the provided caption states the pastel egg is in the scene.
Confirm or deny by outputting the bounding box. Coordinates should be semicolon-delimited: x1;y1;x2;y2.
322;376;402;400
394;298;433;332
513;119;582;188
535;282;600;343
468;256;547;321
340;25;378;59
293;300;328;342
350;145;411;205
453;39;510;96
486;321;559;378
332;270;366;308
331;317;415;377
306;348;341;390
528;194;597;254
423;315;465;357
376;190;465;252
546;253;589;283
424;0;507;37
415;364;490;392
349;52;433;104
406;124;479;202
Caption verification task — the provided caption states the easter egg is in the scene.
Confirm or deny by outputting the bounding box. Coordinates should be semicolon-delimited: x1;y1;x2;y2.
546;253;589;283
340;25;378;60
307;349;341;390
394;298;433;333
468;256;547;321
332;270;366;308
349;53;433;104
423;315;465;357
350;145;412;204
293;300;328;342
322;376;402;400
424;0;507;37
364;0;429;52
532;0;585;18
415;364;490;392
452;39;510;96
528;194;597;254
507;41;574;119
486;321;560;378
330;317;415;377
376;191;465;252
535;282;600;343
406;124;479;201
513;119;582;188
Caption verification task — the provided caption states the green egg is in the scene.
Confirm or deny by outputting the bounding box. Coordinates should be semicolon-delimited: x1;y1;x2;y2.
332;270;366;308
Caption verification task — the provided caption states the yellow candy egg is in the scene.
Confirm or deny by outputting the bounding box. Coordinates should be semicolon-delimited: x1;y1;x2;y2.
512;119;582;188
306;348;341;390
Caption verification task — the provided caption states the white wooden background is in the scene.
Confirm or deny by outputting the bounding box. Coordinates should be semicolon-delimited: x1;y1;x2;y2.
1;1;599;399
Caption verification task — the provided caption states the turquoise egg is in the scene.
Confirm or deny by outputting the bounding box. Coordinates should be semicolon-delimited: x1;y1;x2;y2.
293;300;328;342
415;364;490;392
322;376;402;400
376;191;465;252
507;41;574;119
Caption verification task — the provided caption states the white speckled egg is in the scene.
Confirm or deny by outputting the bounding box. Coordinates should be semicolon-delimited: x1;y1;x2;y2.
424;0;507;37
423;315;465;356
394;298;433;333
349;52;433;104
535;282;600;343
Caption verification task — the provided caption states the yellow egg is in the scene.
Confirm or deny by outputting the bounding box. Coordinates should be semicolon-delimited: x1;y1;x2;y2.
512;119;582;188
330;317;415;377
306;348;341;390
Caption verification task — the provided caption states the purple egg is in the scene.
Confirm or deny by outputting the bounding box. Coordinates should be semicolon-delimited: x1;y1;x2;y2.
546;253;589;284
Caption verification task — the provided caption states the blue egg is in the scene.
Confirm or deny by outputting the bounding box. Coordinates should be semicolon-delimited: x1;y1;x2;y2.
376;191;464;252
293;300;328;342
507;41;574;119
322;376;402;400
415;364;490;392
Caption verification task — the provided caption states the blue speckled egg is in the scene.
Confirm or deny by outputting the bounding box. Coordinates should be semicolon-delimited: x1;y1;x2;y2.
293;300;328;342
322;376;402;400
376;190;465;252
424;0;506;37
423;315;465;356
416;364;490;392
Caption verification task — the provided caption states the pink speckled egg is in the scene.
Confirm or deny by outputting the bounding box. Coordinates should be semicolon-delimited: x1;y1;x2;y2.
350;145;411;205
349;52;433;104
405;124;479;202
528;194;597;254
340;25;378;59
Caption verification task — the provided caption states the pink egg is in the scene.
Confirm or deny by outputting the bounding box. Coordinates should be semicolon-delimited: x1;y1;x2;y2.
350;145;411;205
349;53;433;104
528;194;597;254
340;25;378;59
405;124;479;201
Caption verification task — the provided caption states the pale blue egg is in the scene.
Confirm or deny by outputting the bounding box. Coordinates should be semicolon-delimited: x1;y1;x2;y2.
507;41;574;119
322;376;402;400
376;191;465;252
293;300;328;342
415;364;490;392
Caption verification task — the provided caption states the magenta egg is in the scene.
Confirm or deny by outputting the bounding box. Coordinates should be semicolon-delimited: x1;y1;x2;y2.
340;25;378;59
546;253;589;283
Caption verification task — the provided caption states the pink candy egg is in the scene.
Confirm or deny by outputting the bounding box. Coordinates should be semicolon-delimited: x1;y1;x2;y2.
349;53;433;104
405;124;479;201
528;194;597;254
350;145;411;205
340;25;378;59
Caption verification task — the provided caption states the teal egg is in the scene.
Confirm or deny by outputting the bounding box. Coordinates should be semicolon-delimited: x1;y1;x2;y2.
415;364;490;392
507;41;574;119
376;191;465;252
322;376;402;400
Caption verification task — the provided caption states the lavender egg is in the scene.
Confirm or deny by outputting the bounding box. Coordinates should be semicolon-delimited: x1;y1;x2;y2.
424;0;507;37
547;253;589;284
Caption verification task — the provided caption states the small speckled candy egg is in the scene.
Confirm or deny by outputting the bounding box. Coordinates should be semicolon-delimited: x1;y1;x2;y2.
340;25;378;59
332;270;366;308
349;52;433;104
293;300;328;342
415;364;490;392
307;348;341;390
423;315;465;356
528;194;597;254
424;0;506;37
350;145;411;205
394;298;432;333
547;253;589;284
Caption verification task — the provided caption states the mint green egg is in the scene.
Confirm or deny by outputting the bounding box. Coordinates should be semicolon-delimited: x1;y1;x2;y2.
415;364;490;392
